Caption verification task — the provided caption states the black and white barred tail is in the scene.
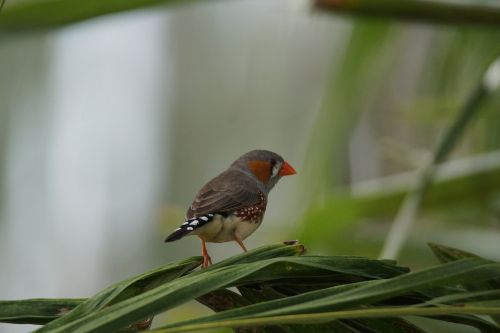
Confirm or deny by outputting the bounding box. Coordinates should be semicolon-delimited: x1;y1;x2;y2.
164;214;215;242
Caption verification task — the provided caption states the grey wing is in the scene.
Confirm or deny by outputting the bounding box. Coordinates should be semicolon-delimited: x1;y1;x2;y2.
187;169;264;219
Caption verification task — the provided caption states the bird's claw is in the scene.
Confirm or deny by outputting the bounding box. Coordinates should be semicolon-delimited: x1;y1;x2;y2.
202;254;212;268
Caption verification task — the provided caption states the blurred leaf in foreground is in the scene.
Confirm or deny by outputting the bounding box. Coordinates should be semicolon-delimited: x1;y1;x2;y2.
1;242;500;333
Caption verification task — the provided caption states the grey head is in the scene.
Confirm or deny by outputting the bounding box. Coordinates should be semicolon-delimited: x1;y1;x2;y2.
230;149;296;194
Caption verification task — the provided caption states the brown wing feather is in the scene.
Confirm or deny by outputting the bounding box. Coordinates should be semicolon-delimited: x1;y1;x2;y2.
186;169;263;219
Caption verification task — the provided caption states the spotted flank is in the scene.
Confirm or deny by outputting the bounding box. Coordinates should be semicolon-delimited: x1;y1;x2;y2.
235;194;267;223
164;214;215;242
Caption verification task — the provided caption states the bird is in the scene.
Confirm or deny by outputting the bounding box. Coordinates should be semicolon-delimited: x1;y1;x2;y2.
164;150;296;267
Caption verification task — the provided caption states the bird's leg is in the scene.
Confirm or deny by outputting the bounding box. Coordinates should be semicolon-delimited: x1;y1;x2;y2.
234;234;248;252
200;238;212;268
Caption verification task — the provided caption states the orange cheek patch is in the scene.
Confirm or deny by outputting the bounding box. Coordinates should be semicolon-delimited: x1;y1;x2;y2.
248;160;271;184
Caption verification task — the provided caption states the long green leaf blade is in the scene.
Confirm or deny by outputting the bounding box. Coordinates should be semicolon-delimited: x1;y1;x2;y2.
314;0;500;26
37;245;309;333
36;256;202;332
0;0;193;32
0;299;84;325
150;306;500;333
157;258;500;331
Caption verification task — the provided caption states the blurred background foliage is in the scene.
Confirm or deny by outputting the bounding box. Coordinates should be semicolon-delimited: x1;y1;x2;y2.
1;0;500;332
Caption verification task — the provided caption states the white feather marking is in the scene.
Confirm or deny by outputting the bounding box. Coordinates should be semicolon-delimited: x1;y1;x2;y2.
200;216;209;221
271;161;282;178
187;227;194;231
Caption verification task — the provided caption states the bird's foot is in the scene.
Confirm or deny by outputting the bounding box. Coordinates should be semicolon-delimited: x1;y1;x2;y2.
202;254;212;268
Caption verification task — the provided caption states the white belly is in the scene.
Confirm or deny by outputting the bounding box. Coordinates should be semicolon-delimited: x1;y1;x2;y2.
192;214;262;243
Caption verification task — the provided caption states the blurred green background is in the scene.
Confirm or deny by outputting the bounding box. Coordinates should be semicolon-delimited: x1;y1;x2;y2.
1;0;500;332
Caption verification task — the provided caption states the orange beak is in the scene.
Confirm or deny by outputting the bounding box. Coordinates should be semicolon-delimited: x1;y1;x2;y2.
279;161;297;176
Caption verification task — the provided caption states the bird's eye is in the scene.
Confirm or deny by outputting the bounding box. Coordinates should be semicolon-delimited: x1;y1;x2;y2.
270;159;277;166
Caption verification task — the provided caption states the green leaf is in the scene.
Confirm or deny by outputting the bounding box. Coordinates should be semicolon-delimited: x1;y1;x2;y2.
237;285;305;333
422;289;500;306
0;0;194;32
429;242;479;263
196;289;251;313
424;314;500;333
175;282;372;330
0;243;300;330
235;286;421;333
36;243;303;332
151;306;500;333
0;299;84;325
156;258;500;332
342;318;426;333
36;256;202;332
428;243;500;292
36;245;310;333
196;290;268;333
314;0;500;26
206;242;306;270
3;244;500;333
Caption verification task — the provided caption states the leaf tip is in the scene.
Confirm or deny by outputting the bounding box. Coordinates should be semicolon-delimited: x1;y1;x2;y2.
283;240;307;255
